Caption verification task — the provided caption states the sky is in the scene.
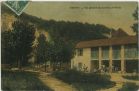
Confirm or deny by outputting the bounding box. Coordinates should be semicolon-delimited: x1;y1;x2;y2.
24;2;137;35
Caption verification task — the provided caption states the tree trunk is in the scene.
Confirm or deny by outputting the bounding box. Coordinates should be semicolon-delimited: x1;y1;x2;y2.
18;60;20;69
44;61;47;72
53;62;56;71
19;56;23;70
18;59;22;70
60;62;62;70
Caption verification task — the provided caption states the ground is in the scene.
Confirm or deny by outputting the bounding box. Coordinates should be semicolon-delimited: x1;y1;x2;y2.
1;70;53;91
99;73;139;91
2;69;139;91
37;71;139;91
39;72;77;91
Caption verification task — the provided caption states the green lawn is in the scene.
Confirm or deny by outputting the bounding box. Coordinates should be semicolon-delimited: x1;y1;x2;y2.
118;82;139;91
52;70;116;91
2;70;53;91
122;75;139;81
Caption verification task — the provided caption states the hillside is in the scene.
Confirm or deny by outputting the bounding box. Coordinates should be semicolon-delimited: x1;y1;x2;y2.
1;3;116;42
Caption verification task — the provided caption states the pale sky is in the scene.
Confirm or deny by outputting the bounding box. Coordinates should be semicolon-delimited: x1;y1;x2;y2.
24;2;137;35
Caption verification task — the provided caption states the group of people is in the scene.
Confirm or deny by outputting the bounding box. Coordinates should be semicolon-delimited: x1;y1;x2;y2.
78;64;121;73
78;64;88;72
93;65;120;73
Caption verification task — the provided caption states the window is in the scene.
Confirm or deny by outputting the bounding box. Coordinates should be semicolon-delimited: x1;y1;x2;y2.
78;63;82;70
77;48;83;56
113;46;120;60
91;47;99;60
102;47;109;60
125;44;138;59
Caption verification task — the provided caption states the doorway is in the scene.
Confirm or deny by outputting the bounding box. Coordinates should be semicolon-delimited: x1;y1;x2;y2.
113;60;121;72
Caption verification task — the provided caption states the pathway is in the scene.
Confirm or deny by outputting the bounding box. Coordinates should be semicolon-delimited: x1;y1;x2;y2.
99;73;139;91
26;70;138;91
38;72;77;91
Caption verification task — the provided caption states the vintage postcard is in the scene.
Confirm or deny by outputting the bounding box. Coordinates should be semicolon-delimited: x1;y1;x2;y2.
1;0;139;91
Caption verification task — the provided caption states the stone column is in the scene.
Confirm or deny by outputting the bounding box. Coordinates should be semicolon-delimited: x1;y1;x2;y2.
121;45;125;73
109;46;113;72
99;47;102;70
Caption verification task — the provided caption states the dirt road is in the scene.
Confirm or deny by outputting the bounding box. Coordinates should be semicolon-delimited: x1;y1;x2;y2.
38;72;77;91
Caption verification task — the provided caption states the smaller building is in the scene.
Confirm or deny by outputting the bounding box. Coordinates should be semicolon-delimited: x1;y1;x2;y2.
71;36;138;73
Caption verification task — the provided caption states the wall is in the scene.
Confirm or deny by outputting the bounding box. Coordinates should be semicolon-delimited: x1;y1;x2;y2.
71;48;91;72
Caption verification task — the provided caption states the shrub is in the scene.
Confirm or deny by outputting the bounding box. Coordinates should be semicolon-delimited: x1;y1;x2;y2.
52;70;115;91
2;70;53;91
118;82;139;91
122;75;139;81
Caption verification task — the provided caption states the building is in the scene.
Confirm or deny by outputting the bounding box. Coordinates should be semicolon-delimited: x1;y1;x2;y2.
71;36;138;73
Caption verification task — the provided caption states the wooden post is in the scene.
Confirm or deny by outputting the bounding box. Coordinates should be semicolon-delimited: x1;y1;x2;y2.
109;46;113;73
121;45;125;73
99;47;102;70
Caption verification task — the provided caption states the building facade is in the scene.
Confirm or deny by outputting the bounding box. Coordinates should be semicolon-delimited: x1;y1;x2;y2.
71;36;138;73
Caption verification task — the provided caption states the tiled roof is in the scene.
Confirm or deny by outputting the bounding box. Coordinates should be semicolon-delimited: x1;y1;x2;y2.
76;36;138;48
111;29;129;37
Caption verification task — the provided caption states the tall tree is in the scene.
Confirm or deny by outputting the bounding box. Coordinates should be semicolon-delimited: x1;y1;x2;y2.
132;7;138;34
35;34;48;71
11;20;35;68
1;31;16;65
46;29;75;70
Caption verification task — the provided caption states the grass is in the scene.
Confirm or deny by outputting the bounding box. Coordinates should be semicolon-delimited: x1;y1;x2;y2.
52;70;115;91
118;82;139;91
2;70;53;91
122;75;139;81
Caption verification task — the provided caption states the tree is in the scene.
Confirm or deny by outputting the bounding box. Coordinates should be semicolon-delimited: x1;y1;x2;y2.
44;41;73;71
1;31;16;65
132;7;138;34
11;20;35;68
35;34;48;71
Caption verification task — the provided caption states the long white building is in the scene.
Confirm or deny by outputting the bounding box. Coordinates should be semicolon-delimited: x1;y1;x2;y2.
71;36;138;73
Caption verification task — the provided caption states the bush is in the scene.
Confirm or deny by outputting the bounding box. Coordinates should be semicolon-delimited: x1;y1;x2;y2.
122;75;139;81
118;82;139;91
52;70;115;91
2;70;53;91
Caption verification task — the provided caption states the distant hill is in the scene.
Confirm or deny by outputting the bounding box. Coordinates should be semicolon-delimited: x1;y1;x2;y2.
1;3;116;42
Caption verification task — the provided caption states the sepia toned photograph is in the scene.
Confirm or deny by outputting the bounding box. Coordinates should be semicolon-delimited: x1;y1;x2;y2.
1;1;139;91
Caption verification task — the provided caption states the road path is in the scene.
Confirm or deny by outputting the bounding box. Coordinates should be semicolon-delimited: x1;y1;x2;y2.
25;70;138;91
99;73;139;91
38;72;77;91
